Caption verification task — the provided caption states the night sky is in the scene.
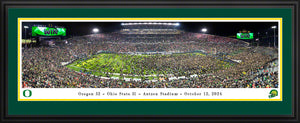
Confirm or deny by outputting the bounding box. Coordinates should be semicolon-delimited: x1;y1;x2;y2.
22;22;278;41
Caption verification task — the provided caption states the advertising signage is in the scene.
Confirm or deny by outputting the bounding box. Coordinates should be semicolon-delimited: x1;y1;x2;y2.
32;26;66;36
236;33;253;39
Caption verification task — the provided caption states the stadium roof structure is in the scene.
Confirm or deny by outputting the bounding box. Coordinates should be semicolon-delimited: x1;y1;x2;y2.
121;22;180;26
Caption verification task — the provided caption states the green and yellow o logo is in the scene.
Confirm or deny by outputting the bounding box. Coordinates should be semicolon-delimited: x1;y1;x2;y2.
23;89;32;97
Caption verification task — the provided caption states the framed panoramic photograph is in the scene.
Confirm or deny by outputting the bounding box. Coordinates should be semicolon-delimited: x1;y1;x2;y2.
1;0;299;122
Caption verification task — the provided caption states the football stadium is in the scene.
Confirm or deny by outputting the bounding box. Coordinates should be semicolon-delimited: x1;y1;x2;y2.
21;22;279;88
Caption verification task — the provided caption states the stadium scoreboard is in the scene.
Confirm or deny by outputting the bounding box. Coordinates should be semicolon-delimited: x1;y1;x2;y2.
236;33;253;39
32;26;66;36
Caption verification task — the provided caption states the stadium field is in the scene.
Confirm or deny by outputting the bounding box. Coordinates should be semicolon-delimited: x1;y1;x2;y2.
66;52;234;80
21;21;279;88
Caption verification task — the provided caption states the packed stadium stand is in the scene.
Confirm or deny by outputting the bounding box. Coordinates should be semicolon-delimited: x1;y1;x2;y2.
22;22;278;88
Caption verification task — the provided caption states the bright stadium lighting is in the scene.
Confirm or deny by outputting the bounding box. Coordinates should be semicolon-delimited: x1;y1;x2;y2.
271;26;277;48
93;28;99;33
201;28;207;33
24;26;29;41
174;23;180;26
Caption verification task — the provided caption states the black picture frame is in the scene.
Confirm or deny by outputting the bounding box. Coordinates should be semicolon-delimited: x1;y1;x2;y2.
1;0;299;122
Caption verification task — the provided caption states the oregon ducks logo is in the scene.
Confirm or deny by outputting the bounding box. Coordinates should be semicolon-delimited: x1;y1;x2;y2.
268;89;278;98
23;89;32;97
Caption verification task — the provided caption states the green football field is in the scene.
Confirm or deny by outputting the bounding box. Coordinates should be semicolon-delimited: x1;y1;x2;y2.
66;53;234;80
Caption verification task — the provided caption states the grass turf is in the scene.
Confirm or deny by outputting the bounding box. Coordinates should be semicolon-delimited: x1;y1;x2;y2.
66;53;234;80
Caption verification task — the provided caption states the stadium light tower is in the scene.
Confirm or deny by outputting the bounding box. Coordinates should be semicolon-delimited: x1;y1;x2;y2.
24;26;29;48
24;26;29;39
271;26;276;48
257;32;260;47
266;32;270;47
201;28;207;33
93;28;99;33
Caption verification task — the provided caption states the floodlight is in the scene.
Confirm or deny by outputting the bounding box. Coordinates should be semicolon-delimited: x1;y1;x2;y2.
271;26;277;48
201;28;207;32
93;28;99;33
24;26;29;28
